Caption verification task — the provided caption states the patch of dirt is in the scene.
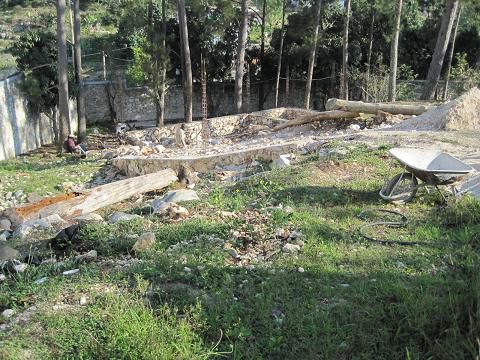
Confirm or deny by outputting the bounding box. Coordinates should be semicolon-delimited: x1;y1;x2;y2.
310;161;375;184
392;87;480;131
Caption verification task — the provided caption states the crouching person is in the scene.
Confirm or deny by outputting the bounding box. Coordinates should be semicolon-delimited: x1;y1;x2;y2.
63;134;87;158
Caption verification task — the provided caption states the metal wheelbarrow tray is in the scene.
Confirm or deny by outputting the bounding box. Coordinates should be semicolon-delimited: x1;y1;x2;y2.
380;147;475;203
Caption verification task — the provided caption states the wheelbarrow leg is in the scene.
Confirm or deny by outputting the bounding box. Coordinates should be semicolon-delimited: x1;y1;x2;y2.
435;185;448;203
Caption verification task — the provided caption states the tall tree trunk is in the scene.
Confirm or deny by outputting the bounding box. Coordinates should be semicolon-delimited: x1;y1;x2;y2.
341;0;351;100
329;61;336;98
442;6;461;101
56;0;70;150
73;0;86;142
285;62;290;105
364;5;375;101
177;0;193;122
421;0;459;100
304;0;322;109
157;0;167;127
275;0;287;108
258;0;267;110
388;0;403;102
234;0;249;113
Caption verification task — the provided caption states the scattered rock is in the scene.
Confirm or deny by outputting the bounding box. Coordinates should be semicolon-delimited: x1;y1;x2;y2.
59;181;75;192
183;266;192;273
178;164;200;185
34;277;47;285
2;309;15;320
225;248;240;260
0;245;20;262
75;250;98;263
298;267;305;273
79;295;88;306
73;213;104;225
0;273;6;282
272;154;291;168
14;190;24;200
132;232;156;253
152;189;200;211
275;228;290;239
26;193;42;203
0;231;9;242
13;214;71;240
108;212;142;224
349;124;361;131
282;243;301;254
0;218;12;231
154;202;189;219
272;308;285;324
2;260;28;273
63;269;80;276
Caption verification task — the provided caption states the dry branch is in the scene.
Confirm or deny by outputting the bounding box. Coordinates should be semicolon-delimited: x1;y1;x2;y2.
273;110;360;131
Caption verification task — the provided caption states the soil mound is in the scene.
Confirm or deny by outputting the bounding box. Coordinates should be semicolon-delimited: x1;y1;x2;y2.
392;87;480;131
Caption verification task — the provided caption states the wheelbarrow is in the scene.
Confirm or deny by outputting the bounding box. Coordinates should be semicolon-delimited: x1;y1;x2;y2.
379;148;475;203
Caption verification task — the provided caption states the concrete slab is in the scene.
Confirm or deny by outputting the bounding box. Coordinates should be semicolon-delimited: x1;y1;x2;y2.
113;142;299;176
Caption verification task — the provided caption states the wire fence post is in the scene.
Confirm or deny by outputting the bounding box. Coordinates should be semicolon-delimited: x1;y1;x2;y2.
102;51;107;80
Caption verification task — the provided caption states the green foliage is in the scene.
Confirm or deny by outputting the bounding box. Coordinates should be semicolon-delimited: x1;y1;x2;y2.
450;52;480;81
9;30;57;113
9;29;76;113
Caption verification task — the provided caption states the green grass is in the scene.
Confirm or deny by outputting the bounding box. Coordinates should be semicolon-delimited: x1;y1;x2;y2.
0;154;106;197
1;144;479;359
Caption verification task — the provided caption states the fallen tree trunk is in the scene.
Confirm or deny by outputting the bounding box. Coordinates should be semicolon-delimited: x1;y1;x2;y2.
273;110;360;131
325;98;436;116
2;169;178;227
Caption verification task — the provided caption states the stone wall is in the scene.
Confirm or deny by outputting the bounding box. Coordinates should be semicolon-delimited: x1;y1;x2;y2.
0;75;78;161
83;80;311;125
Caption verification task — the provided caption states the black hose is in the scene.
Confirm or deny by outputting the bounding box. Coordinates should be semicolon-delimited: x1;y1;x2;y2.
358;209;424;246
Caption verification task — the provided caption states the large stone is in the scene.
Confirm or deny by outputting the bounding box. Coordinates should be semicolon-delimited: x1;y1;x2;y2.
108;212;142;224
282;243;301;254
272;154;291;169
13;214;70;240
152;190;200;211
0;245;20;261
75;250;98;263
132;232;156;252
73;213;104;226
26;193;43;203
0;218;12;231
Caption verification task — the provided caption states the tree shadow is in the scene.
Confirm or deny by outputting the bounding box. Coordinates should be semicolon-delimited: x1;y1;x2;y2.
273;185;382;208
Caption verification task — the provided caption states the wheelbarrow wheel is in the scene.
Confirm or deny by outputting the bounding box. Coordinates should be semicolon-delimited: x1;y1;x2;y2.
380;172;418;203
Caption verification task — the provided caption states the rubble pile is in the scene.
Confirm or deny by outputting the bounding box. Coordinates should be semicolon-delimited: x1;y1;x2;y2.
392;87;480;131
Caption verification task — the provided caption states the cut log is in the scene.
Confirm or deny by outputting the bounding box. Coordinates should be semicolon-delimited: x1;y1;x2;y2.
273;110;360;131
2;169;178;227
326;98;436;116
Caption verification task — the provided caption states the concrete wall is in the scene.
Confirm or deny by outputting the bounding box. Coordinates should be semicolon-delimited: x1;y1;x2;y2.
83;80;312;125
0;75;78;161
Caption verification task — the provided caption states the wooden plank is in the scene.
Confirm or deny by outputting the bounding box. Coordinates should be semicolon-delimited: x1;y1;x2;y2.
2;169;178;226
325;98;436;116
